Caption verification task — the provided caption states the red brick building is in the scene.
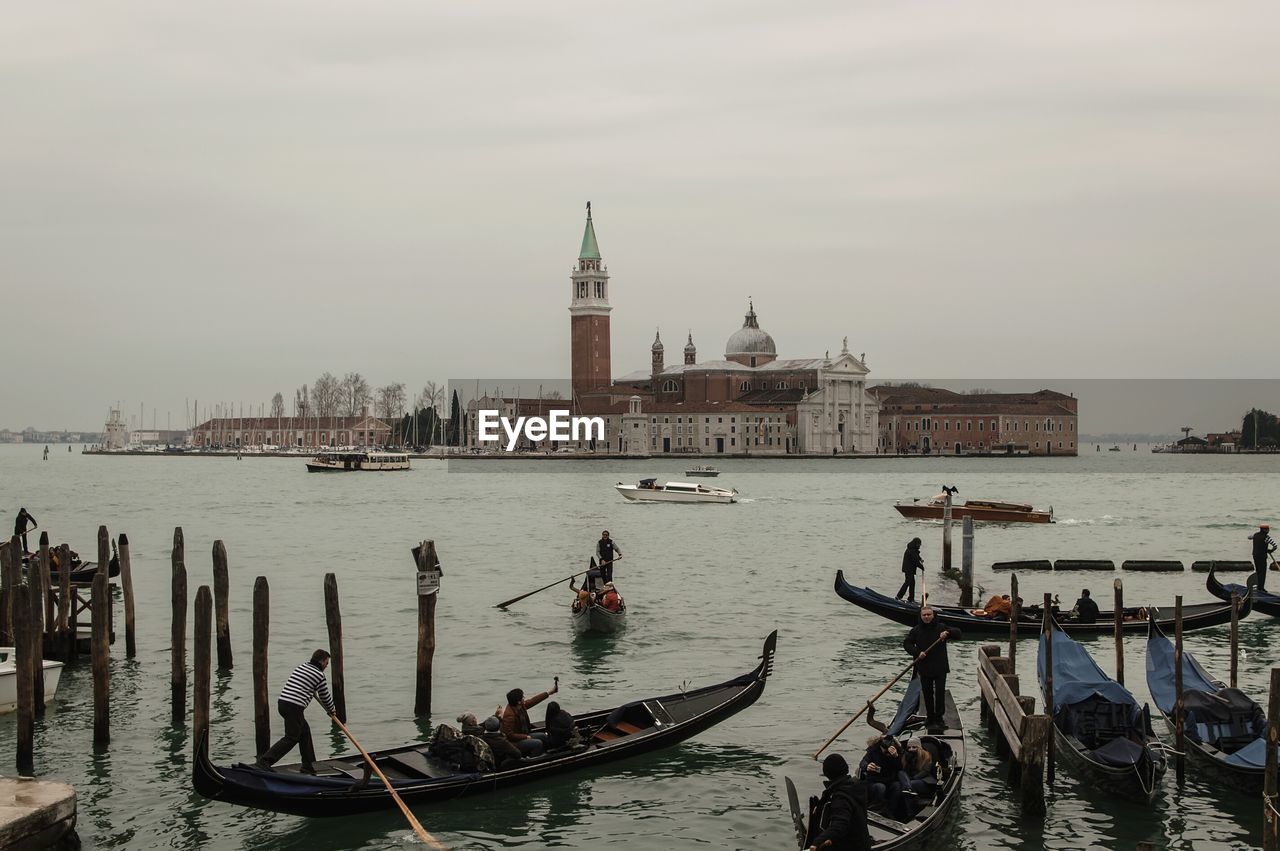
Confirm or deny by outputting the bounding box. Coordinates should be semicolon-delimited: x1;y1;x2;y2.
871;386;1079;455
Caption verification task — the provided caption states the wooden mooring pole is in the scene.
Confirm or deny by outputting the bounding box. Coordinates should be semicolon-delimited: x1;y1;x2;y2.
1174;596;1184;786
1009;574;1019;668
960;516;974;608
194;585;212;757
92;572;110;746
252;576;271;755
119;533;137;657
1042;593;1055;788
31;535;47;719
0;537;15;646
942;492;953;572
15;573;34;775
414;540;442;716
1265;668;1280;851
57;544;72;662
1113;578;1124;686
1230;590;1240;689
324;573;347;723
39;533;54;648
212;540;233;669
172;527;187;725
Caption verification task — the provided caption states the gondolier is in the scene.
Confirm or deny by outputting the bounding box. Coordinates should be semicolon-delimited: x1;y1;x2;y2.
14;508;37;554
1250;523;1276;590
597;531;622;584
256;649;337;774
903;607;961;729
896;538;924;603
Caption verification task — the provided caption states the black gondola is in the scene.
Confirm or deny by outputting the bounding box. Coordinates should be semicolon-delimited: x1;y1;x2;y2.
834;570;1252;636
1039;622;1166;803
22;550;120;584
785;677;965;849
1205;564;1280;617
193;631;777;817
1144;617;1268;790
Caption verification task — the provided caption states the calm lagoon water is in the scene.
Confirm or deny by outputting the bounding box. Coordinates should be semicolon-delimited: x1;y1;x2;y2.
1;444;1278;849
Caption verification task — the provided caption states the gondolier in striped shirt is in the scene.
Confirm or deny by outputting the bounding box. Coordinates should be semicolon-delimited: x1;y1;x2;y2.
256;649;337;774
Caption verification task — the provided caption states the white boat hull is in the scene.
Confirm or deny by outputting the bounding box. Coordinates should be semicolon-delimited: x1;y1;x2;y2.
0;654;65;714
616;485;737;504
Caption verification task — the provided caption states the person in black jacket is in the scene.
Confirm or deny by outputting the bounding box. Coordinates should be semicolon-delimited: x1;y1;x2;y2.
896;538;925;603
1251;524;1276;591
806;753;872;851
903;607;961;728
544;701;577;750
14;508;37;554
1072;589;1100;624
596;530;622;584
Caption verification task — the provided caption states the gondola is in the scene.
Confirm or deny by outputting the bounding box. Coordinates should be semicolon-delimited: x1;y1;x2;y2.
193;631;777;817
1206;564;1280;617
1144;617;1268;790
1039;622;1167;803
834;571;1252;636
572;600;626;634
22;550;120;584
785;677;964;849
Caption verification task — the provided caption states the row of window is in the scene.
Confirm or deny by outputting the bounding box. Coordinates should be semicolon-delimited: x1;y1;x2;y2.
895;419;1075;433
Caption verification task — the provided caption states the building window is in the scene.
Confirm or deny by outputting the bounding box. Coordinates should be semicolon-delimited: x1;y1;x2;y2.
967;421;972;431
662;380;678;393
731;438;736;446
740;381;750;392
1035;442;1040;449
979;421;984;431
944;421;950;431
1058;441;1063;448
776;381;787;389
990;421;997;431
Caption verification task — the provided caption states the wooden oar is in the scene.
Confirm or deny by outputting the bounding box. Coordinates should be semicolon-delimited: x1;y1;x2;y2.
812;635;946;760
331;715;447;849
495;569;592;609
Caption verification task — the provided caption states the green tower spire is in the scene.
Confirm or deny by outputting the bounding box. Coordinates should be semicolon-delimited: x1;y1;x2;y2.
579;201;601;260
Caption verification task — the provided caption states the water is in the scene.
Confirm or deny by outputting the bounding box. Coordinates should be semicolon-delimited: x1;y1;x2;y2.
1;444;1277;849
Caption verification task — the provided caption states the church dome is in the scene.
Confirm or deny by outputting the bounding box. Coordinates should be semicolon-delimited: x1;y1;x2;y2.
725;301;776;359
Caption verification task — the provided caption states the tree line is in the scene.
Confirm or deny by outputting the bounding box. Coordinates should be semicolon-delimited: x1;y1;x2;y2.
263;374;467;447
1242;408;1280;448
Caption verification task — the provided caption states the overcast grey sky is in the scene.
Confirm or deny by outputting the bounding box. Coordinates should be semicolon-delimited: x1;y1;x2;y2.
3;2;1277;431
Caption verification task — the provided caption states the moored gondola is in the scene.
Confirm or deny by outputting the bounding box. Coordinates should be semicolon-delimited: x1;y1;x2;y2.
1039;622;1166;803
835;570;1252;637
1144;617;1268;790
193;631;776;817
1206;564;1280;617
786;677;965;849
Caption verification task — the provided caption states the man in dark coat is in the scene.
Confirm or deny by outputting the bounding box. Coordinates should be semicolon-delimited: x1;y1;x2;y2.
14;508;37;554
1073;589;1100;624
896;537;924;603
596;530;622;584
1250;524;1276;591
903;606;961;728
806;753;872;851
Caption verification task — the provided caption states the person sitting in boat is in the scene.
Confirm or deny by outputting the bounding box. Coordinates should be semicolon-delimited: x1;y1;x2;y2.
805;753;872;851
857;734;903;804
599;582;624;613
544;701;579;750
971;594;1012;619
502;682;559;757
888;737;938;821
480;713;523;769
570;582;594;613
1072;589;1101;624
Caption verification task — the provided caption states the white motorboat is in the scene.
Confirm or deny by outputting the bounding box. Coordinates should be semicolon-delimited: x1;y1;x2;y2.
684;465;721;477
0;647;64;714
615;478;738;504
305;450;411;472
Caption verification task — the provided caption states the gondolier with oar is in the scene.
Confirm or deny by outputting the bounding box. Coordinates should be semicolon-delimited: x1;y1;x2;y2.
903;607;961;730
14;507;37;554
596;530;623;585
1251;523;1277;590
256;649;337;775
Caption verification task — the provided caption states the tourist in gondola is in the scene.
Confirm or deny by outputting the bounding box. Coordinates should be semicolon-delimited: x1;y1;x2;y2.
597;530;623;584
895;537;924;603
856;734;902;803
888;738;937;821
903;607;961;729
545;701;578;750
1072;589;1100;624
1250;523;1276;590
477;713;523;769
14;507;37;554
256;649;337;774
502;682;559;757
806;753;872;851
599;582;624;613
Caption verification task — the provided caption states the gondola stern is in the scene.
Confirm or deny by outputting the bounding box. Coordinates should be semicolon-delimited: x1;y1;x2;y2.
191;727;227;800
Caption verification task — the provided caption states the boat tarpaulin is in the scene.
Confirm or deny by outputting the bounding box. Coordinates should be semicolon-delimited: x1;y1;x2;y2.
1038;627;1138;712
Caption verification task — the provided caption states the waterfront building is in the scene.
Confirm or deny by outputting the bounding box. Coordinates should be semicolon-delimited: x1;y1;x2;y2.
871;386;1079;456
191;409;391;449
103;409;128;450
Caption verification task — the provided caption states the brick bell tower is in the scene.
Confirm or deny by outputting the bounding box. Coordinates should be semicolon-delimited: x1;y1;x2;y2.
570;202;611;399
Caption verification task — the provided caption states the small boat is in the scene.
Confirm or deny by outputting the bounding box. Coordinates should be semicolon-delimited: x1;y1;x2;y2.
305;451;411;472
571;588;627;635
833;571;1252;637
193;632;777;817
615;479;737;504
684;465;721;477
1206;565;1280;617
1145;618;1267;790
0;647;64;714
22;550;120;584
1039;623;1166;803
1109;446;1122;452
894;494;1052;524
785;676;964;849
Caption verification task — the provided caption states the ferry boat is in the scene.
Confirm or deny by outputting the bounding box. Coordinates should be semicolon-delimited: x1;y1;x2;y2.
305;451;411;472
684;465;721;477
894;493;1052;523
616;479;738;504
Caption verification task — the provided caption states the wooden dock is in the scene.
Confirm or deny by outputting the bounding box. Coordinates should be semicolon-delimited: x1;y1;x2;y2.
0;778;78;849
976;643;1051;814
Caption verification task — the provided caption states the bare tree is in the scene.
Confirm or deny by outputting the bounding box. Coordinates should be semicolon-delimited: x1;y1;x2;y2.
313;372;342;416
269;392;285;419
376;382;406;422
294;385;309;418
342;372;371;416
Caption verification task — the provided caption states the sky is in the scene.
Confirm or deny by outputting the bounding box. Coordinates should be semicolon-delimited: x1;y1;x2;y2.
3;2;1278;432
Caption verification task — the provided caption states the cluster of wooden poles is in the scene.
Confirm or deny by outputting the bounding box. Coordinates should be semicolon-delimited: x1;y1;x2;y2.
1;527;137;775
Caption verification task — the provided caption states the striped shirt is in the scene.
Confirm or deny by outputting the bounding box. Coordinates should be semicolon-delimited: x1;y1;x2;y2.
279;661;337;714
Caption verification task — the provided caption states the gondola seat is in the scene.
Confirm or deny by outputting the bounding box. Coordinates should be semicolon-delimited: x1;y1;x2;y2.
1183;689;1266;754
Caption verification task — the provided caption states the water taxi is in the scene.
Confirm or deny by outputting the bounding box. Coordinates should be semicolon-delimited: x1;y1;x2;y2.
616;479;738;504
894;493;1052;523
684;465;721;477
305;451;411;472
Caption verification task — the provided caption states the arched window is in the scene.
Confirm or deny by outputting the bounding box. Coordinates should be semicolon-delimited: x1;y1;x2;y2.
740;381;750;392
662;380;679;393
776;381;788;389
